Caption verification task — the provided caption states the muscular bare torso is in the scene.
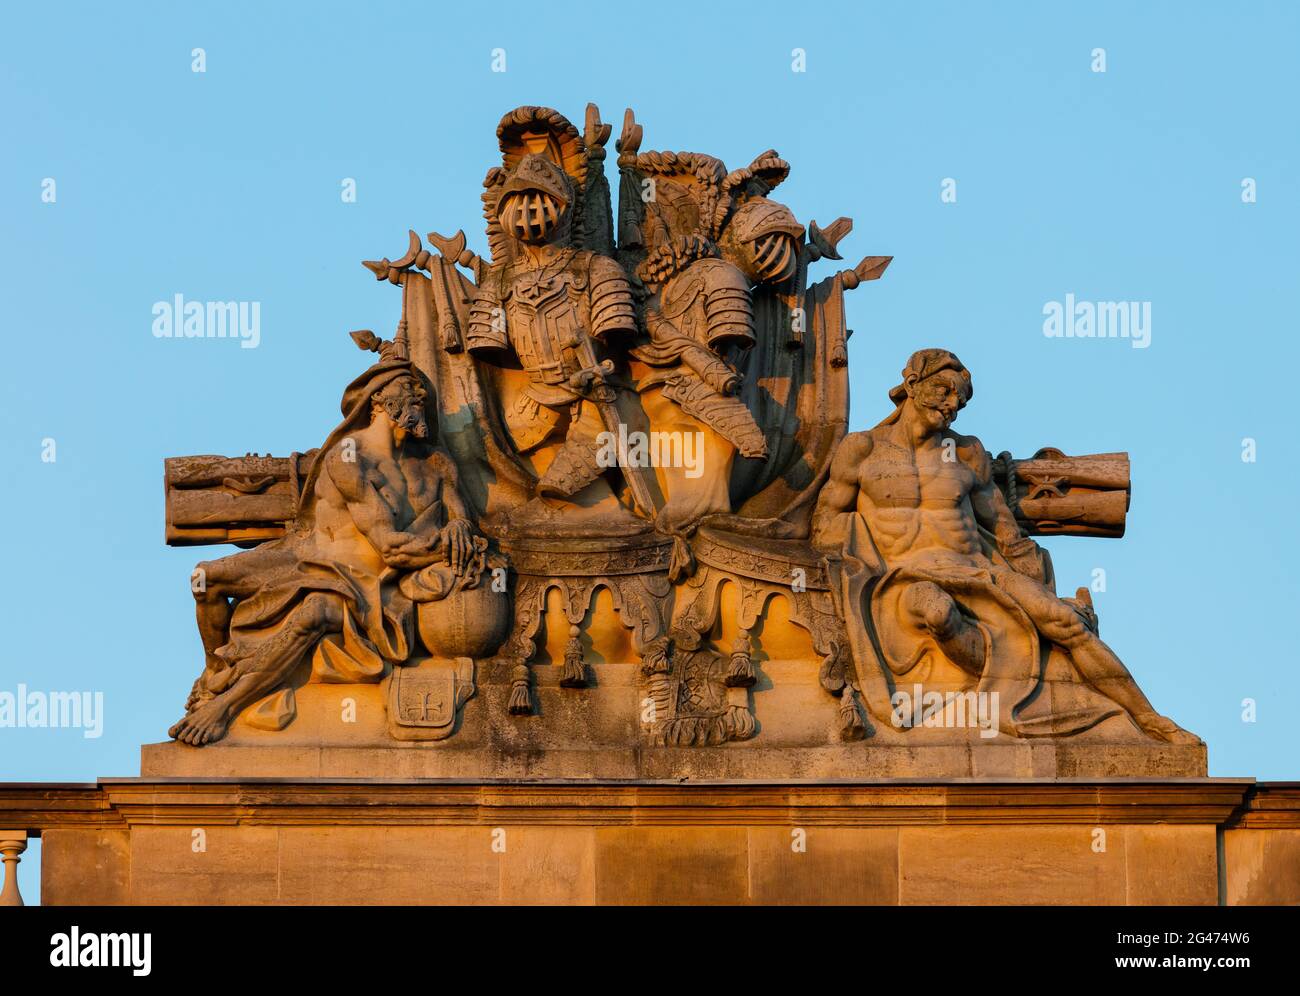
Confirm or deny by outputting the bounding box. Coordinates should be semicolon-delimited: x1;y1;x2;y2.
312;438;446;568
854;429;988;570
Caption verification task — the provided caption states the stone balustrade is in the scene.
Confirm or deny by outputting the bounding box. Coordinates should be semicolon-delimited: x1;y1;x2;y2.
0;830;27;906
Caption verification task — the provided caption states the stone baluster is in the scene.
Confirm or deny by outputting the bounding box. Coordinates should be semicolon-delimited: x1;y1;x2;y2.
0;831;28;906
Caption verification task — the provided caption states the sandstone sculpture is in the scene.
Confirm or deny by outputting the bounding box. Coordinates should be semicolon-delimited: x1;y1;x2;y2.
812;348;1195;744
162;104;1198;767
171;336;490;745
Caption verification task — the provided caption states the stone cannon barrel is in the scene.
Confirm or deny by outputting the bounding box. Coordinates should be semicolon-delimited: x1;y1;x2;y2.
994;448;1131;538
164;451;315;546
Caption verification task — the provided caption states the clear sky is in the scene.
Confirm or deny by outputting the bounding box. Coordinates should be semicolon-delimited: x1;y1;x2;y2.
2;0;1297;806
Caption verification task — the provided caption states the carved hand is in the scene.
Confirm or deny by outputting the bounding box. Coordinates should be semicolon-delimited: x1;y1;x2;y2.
1062;587;1100;634
441;518;475;576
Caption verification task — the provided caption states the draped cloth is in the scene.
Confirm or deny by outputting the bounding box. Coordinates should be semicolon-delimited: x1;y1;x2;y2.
403;263;536;518
213;549;415;674
830;511;1122;739
201;361;441;696
731;271;851;533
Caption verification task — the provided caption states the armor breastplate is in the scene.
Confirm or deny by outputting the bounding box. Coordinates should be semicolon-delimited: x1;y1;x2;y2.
658;257;754;351
505;266;591;391
659;271;708;343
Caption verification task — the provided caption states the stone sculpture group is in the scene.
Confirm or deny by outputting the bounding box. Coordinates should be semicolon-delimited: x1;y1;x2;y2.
164;104;1196;755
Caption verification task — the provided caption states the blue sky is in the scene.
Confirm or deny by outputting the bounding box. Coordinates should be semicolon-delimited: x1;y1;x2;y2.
1;0;1297;806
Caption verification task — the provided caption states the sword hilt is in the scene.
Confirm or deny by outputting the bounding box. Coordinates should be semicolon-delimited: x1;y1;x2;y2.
568;358;616;401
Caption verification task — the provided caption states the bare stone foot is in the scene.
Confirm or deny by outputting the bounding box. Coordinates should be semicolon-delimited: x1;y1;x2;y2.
168;699;230;746
1137;712;1201;745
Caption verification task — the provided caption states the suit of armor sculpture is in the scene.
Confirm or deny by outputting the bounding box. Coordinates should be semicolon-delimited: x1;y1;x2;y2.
466;116;640;512
613;119;768;535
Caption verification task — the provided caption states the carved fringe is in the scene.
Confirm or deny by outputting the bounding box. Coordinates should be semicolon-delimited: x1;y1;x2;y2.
726;704;757;741
507;663;532;715
655;705;755;747
725;631;756;688
560;625;587;688
839;685;865;740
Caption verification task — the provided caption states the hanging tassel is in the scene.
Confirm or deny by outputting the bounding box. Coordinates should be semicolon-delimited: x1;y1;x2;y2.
839;684;865;740
507;663;532;715
429;258;465;354
829;339;849;368
560;624;587;688
391;314;410;361
640;635;672;677
725;629;756;688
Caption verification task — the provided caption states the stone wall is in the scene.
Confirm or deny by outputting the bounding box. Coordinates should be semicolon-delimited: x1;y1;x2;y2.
4;780;1296;905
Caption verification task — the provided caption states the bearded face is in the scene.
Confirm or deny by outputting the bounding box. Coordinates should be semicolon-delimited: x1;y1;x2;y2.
909;369;970;432
375;377;429;439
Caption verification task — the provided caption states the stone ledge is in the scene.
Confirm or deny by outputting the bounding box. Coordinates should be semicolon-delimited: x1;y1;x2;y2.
0;777;1259;830
139;738;1208;781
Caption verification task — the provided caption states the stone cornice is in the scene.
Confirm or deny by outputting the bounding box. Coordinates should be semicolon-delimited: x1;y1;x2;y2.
1223;782;1300;829
2;778;1291;831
